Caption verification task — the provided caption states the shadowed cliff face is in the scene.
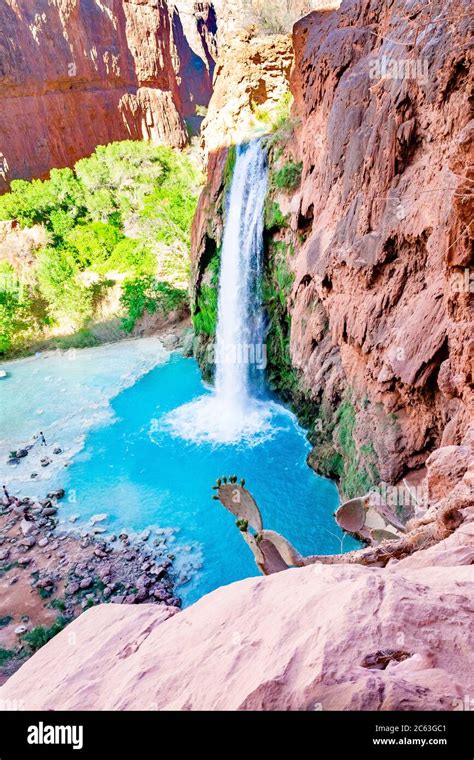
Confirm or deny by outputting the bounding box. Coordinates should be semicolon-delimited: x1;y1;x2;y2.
0;0;215;190
192;0;473;492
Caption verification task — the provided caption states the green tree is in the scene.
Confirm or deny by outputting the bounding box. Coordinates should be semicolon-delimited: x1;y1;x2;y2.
36;248;93;326
120;276;186;333
66;222;124;270
104;238;156;276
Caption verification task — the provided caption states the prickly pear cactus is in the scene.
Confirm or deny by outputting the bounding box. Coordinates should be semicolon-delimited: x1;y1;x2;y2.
212;475;263;531
334;496;369;533
212;475;304;574
212;477;405;574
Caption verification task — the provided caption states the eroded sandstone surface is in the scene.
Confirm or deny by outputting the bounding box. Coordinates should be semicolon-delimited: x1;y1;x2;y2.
1;509;472;710
287;0;473;485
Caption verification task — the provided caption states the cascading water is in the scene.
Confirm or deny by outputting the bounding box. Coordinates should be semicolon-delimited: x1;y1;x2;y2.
162;139;283;445
214;140;267;407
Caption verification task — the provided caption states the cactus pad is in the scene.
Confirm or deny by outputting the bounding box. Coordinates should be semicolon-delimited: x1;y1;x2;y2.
335;496;369;533
214;479;263;532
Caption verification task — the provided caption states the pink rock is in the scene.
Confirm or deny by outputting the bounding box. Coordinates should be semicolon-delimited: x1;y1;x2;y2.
1;534;472;711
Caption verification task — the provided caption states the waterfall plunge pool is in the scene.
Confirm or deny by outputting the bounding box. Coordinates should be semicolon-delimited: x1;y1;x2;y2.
2;141;360;606
0;342;360;606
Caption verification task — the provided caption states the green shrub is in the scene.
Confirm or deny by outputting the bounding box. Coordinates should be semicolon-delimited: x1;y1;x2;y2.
0;648;15;665
0;615;13;628
0;140;200;354
52;328;99;350
253;91;294;133
192;284;218;336
36;248;94;327
223;145;237;193
265;201;288;231
97;238;156;277
120;276;187;333
0;168;84;229
262;247;296;399
192;249;221;337
49;598;66;611
271;161;303;191
21;616;70;652
0;285;34;354
66;221;124;270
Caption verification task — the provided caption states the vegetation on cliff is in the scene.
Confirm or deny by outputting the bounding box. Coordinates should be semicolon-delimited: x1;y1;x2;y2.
0;141;201;355
261;131;380;498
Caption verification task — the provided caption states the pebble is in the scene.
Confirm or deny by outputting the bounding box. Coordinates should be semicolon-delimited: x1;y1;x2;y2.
14;625;27;635
19;538;36;549
20;519;34;537
90;513;108;526
80;577;93;590
149;565;165;578
37;538;49;548
65;582;80;595
36;578;53;589
47;489;65;499
0;549;10;561
42;507;57;517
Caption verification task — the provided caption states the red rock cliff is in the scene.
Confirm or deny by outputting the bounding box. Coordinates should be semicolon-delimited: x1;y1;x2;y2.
286;0;473;486
192;0;473;494
0;0;215;190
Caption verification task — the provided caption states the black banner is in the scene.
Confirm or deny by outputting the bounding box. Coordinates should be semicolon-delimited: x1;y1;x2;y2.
0;710;471;757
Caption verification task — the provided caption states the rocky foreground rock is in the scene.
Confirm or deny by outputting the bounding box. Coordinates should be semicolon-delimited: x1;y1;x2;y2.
0;518;472;711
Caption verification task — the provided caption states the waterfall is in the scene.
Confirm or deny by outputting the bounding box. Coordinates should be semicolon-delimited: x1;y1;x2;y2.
163;139;285;445
214;140;268;411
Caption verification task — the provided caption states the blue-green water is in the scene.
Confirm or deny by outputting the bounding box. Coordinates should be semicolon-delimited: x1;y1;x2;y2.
59;354;358;605
1;342;359;606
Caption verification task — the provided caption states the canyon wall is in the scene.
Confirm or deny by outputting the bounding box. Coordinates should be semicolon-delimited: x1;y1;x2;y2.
192;0;473;496
0;0;215;191
287;0;473;489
